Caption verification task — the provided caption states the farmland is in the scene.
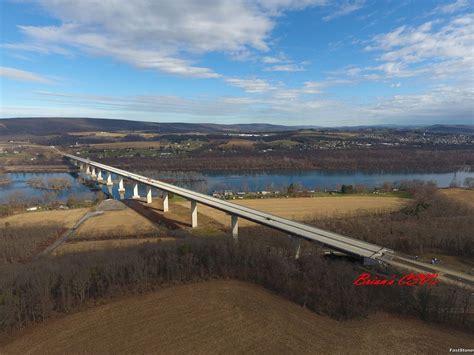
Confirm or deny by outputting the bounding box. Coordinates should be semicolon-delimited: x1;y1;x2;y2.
176;195;407;227
73;207;162;239
440;188;474;207
1;208;88;228
1;281;472;354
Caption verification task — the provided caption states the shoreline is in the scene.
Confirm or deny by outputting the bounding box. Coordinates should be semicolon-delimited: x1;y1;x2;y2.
2;160;472;175
2;165;75;173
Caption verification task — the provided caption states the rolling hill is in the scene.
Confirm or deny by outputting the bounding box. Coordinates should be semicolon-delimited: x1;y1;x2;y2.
0;117;305;136
1;281;471;354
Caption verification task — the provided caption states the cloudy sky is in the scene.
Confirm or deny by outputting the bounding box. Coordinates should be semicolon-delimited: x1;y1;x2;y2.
0;0;473;126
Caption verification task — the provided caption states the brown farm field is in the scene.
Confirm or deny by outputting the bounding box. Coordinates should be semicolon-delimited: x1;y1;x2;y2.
1;281;471;354
73;208;161;239
219;138;255;149
440;188;474;208
0;208;88;228
176;196;407;227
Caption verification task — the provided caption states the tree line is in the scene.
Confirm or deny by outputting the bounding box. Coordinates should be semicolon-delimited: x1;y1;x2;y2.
94;147;474;173
0;236;472;334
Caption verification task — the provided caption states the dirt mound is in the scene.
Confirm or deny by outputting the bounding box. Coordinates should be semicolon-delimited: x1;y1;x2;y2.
95;199;127;211
2;281;471;354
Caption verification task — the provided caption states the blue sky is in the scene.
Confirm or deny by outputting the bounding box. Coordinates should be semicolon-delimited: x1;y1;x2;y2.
0;0;473;126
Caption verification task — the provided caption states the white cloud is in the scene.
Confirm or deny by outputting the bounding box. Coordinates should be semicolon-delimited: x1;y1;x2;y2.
262;56;285;64
301;81;325;94
323;0;365;22
225;78;277;93
266;63;306;72
0;66;57;84
3;83;472;126
362;85;474;123
434;0;470;14
261;53;307;71
4;0;327;78
329;14;474;85
390;82;401;88
366;14;474;79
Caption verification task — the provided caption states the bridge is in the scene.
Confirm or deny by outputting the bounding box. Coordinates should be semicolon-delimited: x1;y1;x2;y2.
61;152;474;289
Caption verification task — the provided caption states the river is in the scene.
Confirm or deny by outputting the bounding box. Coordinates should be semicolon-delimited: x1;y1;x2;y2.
0;169;472;203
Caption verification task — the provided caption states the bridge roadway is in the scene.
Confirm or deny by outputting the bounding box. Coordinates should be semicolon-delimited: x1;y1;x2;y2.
63;153;391;261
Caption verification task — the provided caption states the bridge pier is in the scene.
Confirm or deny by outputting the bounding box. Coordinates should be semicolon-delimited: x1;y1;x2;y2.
97;169;103;183
288;235;302;259
80;163;84;171
118;178;125;192
106;172;113;186
85;165;91;175
294;238;301;260
91;167;97;179
231;215;238;241
162;191;169;212
146;186;153;204
191;200;198;228
132;183;140;199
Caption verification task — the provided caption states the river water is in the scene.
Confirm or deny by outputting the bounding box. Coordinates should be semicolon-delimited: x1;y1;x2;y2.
1;169;472;203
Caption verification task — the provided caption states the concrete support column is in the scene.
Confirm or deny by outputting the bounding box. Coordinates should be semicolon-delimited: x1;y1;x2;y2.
146;186;153;204
85;165;91;175
294;238;302;260
191;200;198;228
132;183;140;199
106;172;113;186
288;235;302;259
118;178;125;192
231;215;239;241
97;169;103;183
162;191;169;212
80;163;84;171
91;167;97;179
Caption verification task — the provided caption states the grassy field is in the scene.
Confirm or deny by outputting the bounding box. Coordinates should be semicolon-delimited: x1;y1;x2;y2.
2;281;471;354
176;196;407;228
219;138;255;149
73;208;161;239
0;208;88;228
440;188;474;207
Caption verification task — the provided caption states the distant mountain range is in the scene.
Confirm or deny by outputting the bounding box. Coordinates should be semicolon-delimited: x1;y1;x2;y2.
0;117;472;136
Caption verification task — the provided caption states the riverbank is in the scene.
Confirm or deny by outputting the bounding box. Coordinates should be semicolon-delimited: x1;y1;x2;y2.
2;165;73;173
